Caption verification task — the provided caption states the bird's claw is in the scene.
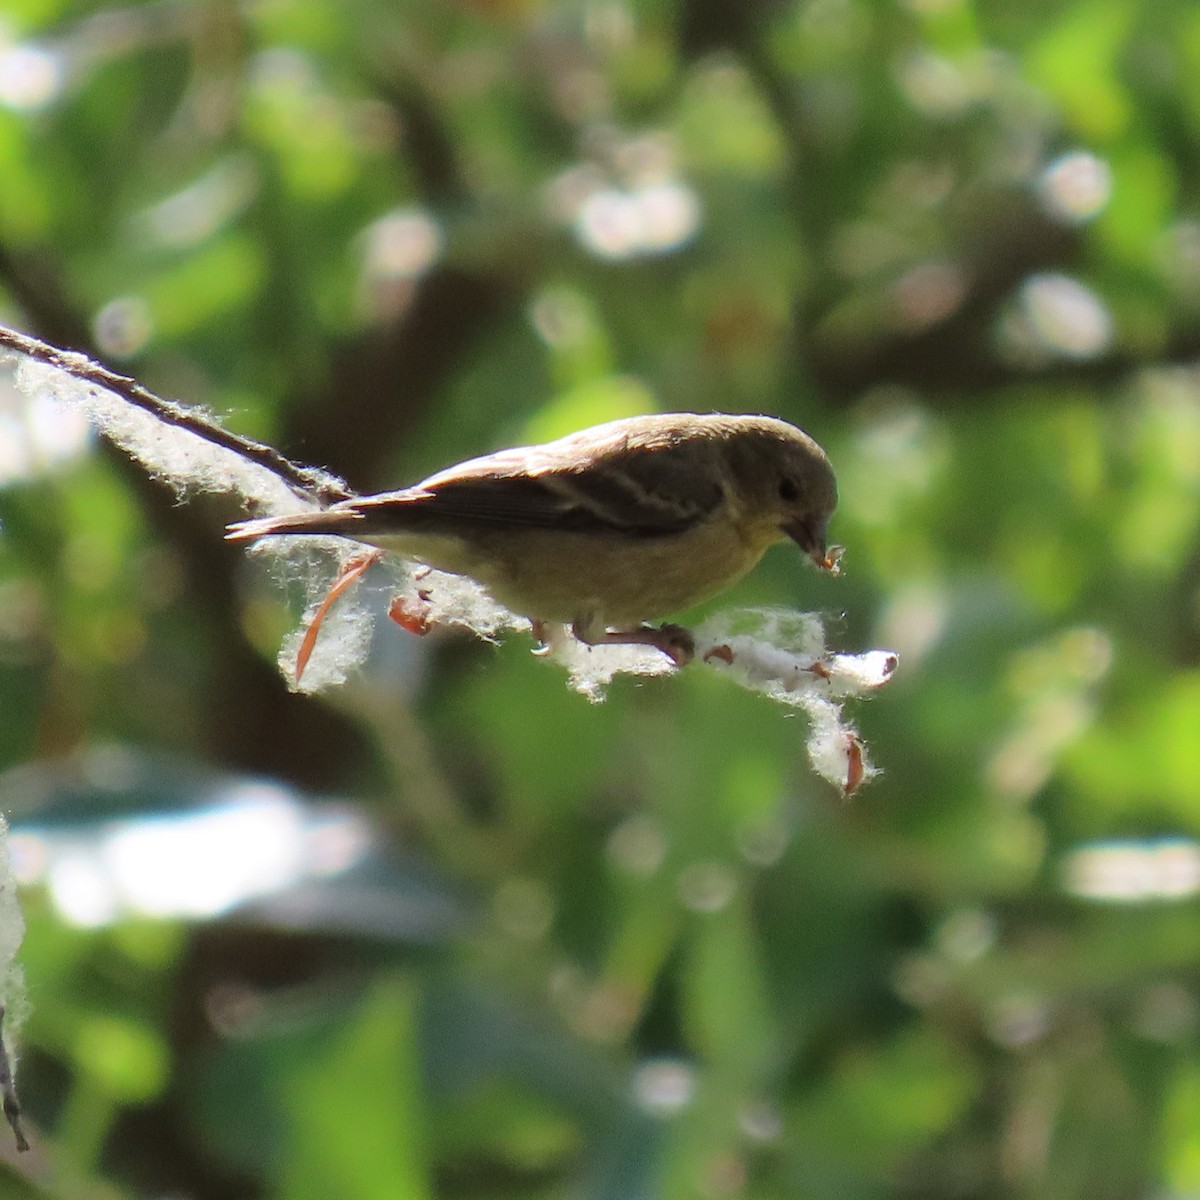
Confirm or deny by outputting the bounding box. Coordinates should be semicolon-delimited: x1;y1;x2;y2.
654;623;695;668
570;618;695;668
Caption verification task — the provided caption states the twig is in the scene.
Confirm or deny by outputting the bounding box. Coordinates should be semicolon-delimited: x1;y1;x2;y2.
294;549;382;684
0;323;353;507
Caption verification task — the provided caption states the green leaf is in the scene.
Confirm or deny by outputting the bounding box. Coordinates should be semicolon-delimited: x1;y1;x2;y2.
1027;0;1135;139
280;977;431;1200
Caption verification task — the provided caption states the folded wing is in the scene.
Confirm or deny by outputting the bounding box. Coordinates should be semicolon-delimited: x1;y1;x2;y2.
231;430;726;542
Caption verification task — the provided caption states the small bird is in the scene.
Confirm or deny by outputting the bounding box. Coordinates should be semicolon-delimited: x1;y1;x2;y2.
227;412;839;665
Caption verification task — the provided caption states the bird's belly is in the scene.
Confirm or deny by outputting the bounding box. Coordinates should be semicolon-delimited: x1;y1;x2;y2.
476;522;766;626
363;520;770;626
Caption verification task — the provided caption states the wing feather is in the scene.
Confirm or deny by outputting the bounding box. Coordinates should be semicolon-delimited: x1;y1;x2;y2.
228;415;735;543
347;428;725;538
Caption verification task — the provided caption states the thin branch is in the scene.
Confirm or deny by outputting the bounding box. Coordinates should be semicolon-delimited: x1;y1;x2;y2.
0;322;353;506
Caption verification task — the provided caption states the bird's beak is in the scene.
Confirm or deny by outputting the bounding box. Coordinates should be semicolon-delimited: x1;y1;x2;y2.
782;516;831;569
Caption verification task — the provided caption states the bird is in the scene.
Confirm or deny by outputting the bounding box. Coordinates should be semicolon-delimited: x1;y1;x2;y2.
226;412;839;666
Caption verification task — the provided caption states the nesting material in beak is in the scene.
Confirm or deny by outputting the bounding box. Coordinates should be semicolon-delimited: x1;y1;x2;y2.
782;516;829;569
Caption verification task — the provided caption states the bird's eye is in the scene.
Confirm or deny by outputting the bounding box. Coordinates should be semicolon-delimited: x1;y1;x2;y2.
778;477;800;502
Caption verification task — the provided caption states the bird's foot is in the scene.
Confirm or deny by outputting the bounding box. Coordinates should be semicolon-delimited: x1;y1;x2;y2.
571;619;695;668
651;623;696;667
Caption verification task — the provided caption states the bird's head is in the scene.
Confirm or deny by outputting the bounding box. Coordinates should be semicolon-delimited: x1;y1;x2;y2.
722;416;839;570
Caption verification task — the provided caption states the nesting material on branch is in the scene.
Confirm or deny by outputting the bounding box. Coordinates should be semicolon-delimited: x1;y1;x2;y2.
14;358;340;512
10;343;897;797
283;554;897;796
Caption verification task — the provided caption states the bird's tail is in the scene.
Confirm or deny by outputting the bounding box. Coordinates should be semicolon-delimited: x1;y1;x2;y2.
225;508;366;541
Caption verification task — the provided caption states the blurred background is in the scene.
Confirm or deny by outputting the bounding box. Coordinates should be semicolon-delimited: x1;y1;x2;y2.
1;0;1199;1196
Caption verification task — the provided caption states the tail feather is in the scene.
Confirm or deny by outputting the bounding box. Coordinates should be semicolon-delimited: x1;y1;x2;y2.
225;509;366;541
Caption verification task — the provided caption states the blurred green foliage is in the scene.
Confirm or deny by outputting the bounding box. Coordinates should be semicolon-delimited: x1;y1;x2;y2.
2;0;1200;1197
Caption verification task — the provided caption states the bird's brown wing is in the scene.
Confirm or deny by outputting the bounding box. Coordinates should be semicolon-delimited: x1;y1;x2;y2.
350;432;725;539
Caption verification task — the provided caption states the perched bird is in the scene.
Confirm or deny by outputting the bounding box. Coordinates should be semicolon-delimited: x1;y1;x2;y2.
227;412;839;665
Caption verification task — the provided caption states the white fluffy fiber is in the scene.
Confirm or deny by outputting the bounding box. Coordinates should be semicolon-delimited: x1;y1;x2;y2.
14;358;325;514
0;816;28;1149
277;552;897;795
0;819;25;1025
662;607;894;794
548;605;896;793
